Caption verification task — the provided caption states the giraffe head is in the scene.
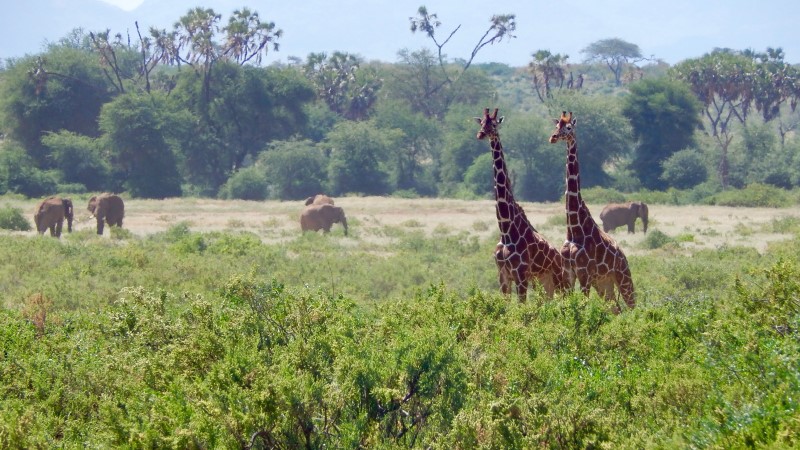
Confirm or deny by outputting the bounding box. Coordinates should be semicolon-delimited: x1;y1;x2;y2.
475;107;504;141
549;111;576;144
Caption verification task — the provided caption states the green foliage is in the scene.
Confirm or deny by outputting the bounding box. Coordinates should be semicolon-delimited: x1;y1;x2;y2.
660;148;708;189
0;45;113;167
303;52;382;120
373;99;440;195
326;121;395;196
462;153;493;198
258;139;327;200
580;186;627;204
1;210;800;447
622;78;703;190
0;142;59;197
547;93;632;187
710;183;793;207
41;130;111;191
504;113;565;201
99;91;182;198
218;166;269;201
641;229;676;249
581;38;643;86
0;204;31;231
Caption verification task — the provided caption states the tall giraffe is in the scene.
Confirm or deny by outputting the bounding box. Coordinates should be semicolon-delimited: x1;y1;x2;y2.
476;108;570;301
549;111;635;311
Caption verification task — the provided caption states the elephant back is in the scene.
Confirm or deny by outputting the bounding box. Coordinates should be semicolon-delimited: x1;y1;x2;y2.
304;194;335;206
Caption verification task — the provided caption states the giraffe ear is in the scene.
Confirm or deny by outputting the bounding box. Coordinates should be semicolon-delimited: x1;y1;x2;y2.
474;117;483;124
497;116;505;124
552;118;560;125
571;118;577;126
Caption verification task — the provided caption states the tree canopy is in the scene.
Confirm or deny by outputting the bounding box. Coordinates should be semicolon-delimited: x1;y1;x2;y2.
582;38;644;86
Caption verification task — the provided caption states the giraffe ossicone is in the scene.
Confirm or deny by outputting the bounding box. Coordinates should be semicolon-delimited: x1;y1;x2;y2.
476;107;571;301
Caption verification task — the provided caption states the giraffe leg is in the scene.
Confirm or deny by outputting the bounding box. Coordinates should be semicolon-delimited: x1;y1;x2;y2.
538;273;556;299
495;244;512;296
515;280;528;303
594;278;620;314
615;269;636;310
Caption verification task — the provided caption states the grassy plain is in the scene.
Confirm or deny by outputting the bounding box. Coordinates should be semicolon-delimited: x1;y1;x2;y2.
1;195;799;447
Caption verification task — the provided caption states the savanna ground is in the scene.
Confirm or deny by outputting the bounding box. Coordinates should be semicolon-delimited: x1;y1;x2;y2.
8;195;797;253
2;195;800;448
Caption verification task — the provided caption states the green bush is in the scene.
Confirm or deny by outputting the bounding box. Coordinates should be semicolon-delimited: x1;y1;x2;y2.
711;183;794;207
0;205;31;231
218;166;269;201
642;229;676;249
660;148;708;189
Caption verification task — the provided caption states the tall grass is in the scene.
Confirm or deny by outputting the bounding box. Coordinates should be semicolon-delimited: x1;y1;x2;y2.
1;205;799;447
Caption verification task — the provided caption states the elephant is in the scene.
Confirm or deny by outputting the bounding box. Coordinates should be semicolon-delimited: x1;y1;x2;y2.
34;196;73;237
304;194;335;206
87;193;125;235
300;204;348;236
599;201;649;234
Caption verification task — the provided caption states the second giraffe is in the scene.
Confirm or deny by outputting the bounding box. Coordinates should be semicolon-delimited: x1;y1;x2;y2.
549;111;635;312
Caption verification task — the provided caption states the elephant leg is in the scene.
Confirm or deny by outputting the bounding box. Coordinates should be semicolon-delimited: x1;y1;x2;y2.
55;220;63;237
96;218;105;235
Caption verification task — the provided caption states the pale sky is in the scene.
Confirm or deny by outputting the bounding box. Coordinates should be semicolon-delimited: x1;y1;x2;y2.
5;0;799;66
98;0;143;11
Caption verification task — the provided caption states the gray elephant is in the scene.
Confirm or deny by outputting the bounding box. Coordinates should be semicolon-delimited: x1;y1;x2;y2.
34;196;73;237
300;204;348;236
87;193;125;235
304;194;335;206
599;201;649;234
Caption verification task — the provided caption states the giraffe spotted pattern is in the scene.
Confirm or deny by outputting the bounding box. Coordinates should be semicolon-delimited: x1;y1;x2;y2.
476;108;571;301
549;111;635;312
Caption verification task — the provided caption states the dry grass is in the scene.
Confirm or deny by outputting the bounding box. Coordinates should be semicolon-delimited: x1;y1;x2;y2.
7;196;798;255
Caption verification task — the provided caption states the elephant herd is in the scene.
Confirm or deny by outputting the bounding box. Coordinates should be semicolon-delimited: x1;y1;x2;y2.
31;192;640;240
33;193;125;237
296;196;646;239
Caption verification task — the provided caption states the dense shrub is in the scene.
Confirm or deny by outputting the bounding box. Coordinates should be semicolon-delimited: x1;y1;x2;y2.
217;167;269;201
660;148;708;189
711;183;793;207
0;204;31;231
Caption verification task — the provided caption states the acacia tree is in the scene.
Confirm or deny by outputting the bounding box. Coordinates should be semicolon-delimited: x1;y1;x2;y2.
303;52;382;121
671;49;755;188
528;50;571;102
581;38;644;86
403;6;515;118
149;7;282;103
747;47;800;144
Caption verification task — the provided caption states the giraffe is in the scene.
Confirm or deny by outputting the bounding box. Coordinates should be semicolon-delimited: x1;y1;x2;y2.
476;108;570;301
549;111;635;312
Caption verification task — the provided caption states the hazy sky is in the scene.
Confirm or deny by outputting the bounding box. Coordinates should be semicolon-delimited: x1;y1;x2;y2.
9;0;800;66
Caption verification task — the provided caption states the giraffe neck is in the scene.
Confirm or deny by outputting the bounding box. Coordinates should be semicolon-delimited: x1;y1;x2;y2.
564;134;595;239
491;136;534;244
